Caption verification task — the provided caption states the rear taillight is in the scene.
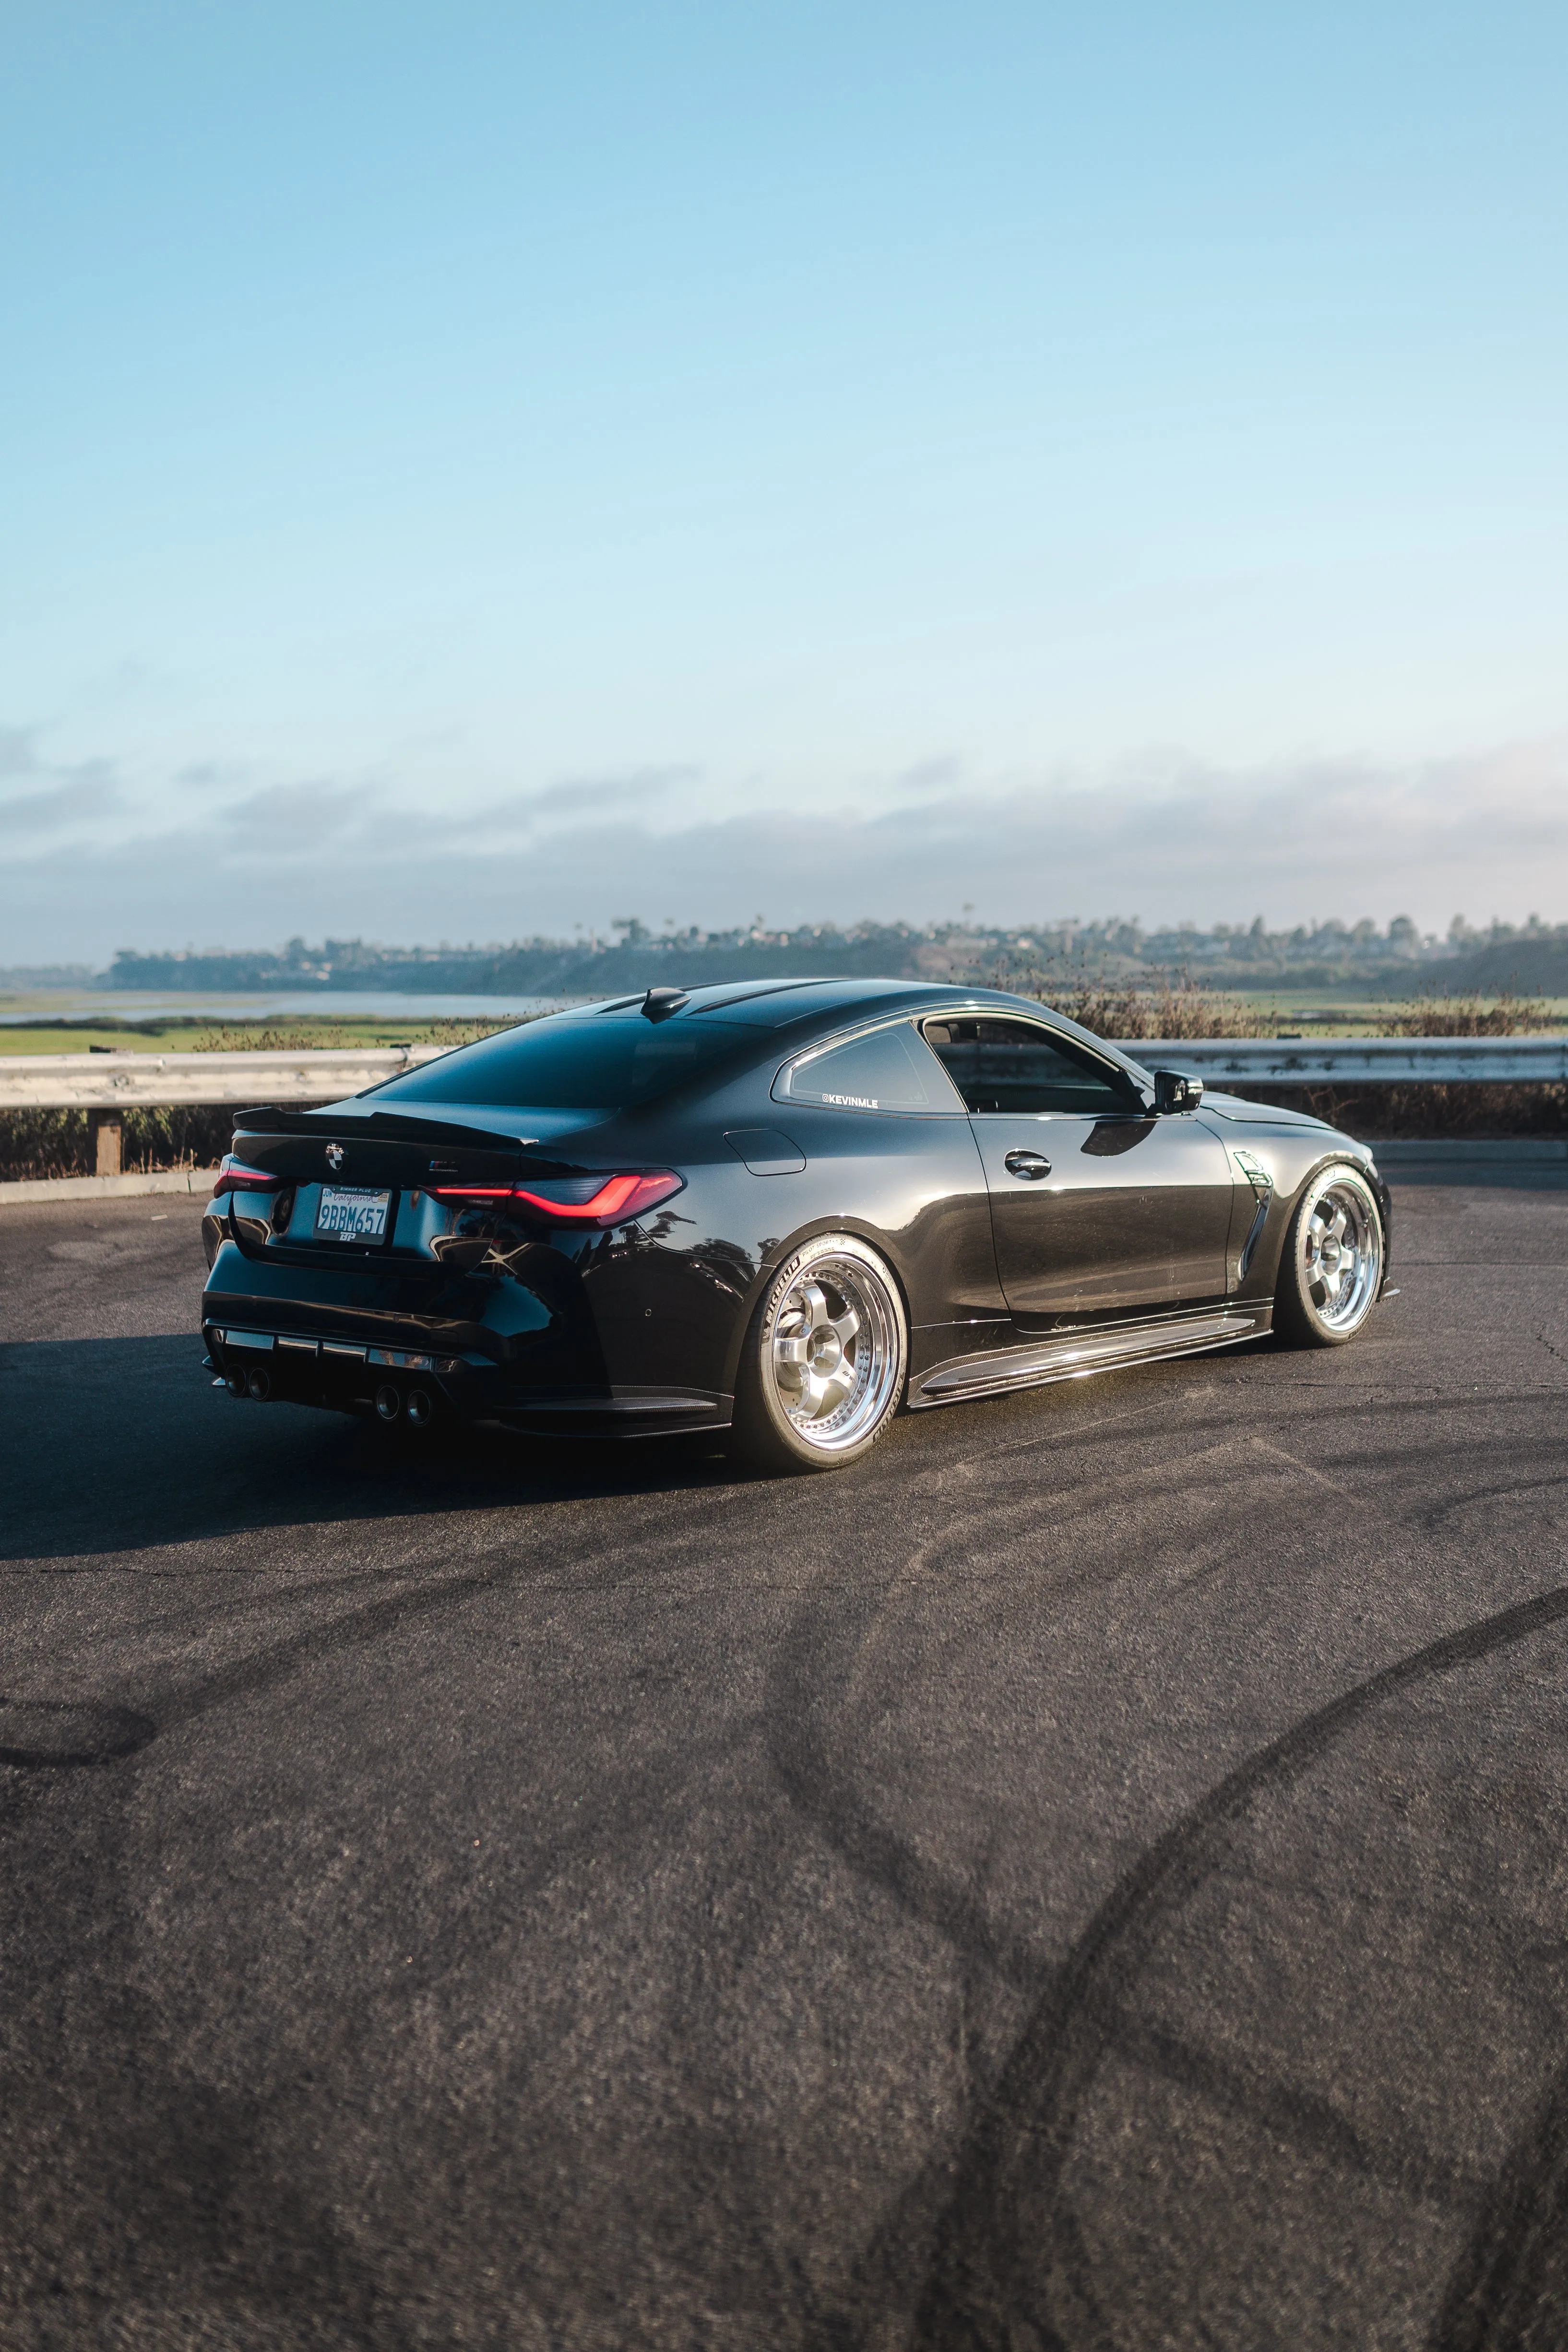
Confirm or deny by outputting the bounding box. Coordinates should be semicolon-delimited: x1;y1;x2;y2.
218;1154;278;1193
426;1171;683;1227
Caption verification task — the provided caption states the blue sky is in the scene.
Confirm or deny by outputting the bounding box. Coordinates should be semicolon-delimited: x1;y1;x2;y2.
3;1;1566;961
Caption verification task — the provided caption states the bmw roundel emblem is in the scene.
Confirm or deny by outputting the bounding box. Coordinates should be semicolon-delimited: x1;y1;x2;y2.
326;1143;345;1173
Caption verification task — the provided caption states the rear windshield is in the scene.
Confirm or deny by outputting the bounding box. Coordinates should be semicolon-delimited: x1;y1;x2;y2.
367;1016;751;1113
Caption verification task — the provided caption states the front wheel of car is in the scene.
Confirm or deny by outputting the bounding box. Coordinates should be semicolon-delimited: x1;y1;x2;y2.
1274;1164;1385;1347
728;1232;908;1472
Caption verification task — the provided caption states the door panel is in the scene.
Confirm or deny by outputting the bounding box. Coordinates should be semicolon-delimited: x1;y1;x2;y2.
970;1111;1236;1325
920;1012;1237;1325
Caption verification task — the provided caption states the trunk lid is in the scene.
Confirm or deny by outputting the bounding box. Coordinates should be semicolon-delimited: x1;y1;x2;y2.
226;1105;583;1191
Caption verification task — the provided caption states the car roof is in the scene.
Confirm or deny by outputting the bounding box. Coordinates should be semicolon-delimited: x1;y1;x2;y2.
572;976;1049;1028
561;976;1153;1081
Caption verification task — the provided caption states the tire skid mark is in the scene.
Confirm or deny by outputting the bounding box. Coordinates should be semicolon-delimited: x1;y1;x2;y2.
1107;2009;1485;2212
770;1429;1403;2003
909;1581;1568;2350
0;1469;841;1788
769;1449;1403;2344
5;1545;626;1784
1430;2052;1568;2351
767;1566;1057;1996
1420;1473;1568;1526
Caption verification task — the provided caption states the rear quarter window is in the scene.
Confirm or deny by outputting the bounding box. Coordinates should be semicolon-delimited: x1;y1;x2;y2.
774;1022;965;1114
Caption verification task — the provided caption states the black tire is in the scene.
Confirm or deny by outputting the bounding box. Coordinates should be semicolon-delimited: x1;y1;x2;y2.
1274;1163;1385;1347
728;1232;908;1473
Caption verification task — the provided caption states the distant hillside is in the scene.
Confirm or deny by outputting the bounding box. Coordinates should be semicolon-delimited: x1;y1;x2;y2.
1439;938;1568;996
107;912;1516;996
0;963;105;989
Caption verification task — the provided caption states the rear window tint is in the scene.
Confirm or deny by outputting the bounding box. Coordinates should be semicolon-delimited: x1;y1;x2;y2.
775;1022;965;1113
369;1017;750;1112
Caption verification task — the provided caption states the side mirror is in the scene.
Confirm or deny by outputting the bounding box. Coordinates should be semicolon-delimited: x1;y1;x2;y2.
1153;1069;1203;1115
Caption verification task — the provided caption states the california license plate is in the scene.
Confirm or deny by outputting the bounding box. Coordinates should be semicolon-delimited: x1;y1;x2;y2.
315;1185;392;1241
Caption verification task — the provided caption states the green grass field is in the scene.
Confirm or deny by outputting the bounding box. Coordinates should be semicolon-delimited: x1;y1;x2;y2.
2;988;1567;1056
0;1012;519;1055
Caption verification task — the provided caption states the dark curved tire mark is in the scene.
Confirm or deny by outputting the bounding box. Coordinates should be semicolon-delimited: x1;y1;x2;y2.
0;1698;156;1768
767;1587;1070;1995
911;1580;1568;2351
0;1559;515;1800
1429;2055;1568;2351
1421;1473;1568;1526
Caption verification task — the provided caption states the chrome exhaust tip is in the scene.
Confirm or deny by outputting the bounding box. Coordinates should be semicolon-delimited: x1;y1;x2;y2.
246;1367;272;1401
405;1387;433;1429
375;1384;401;1422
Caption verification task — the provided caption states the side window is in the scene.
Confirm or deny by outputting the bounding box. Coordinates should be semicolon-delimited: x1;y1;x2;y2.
921;1017;1139;1116
775;1021;966;1114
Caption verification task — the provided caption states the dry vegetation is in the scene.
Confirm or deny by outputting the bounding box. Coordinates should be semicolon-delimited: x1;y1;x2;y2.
0;993;1561;1179
0;1019;522;1180
0;1105;238;1183
997;968;1566;1141
184;1017;518;1053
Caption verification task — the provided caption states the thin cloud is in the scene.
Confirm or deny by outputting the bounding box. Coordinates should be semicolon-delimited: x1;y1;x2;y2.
218;782;376;847
0;725;125;833
177;758;252;790
3;733;1566;962
441;766;701;838
0;775;124;832
0;726;41;782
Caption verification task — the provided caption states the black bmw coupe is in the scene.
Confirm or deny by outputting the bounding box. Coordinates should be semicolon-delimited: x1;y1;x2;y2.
201;979;1393;1471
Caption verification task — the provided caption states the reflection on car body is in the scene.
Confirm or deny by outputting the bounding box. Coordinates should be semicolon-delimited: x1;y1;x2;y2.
200;978;1393;1472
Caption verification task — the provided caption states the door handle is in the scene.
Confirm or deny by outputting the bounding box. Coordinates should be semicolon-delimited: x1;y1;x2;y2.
1004;1150;1052;1180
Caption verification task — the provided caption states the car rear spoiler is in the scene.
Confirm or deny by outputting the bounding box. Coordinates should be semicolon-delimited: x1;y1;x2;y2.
234;1105;540;1154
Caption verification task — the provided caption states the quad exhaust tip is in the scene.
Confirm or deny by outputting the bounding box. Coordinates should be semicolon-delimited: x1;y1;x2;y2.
226;1361;437;1424
375;1382;435;1427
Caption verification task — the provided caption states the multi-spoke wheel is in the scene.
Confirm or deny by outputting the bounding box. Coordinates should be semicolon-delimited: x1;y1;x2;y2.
1274;1163;1385;1346
729;1233;907;1470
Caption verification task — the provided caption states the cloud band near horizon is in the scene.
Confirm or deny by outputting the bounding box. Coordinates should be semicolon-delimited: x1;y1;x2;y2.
2;727;1565;963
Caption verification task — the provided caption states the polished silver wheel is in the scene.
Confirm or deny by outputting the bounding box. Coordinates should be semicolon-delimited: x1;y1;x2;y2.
732;1233;908;1469
1278;1164;1384;1344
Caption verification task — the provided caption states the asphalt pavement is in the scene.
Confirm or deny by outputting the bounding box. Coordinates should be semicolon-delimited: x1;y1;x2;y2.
3;1174;1568;2351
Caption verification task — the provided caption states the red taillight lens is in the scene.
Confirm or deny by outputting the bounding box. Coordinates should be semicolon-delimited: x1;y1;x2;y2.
218;1154;278;1192
426;1171;683;1226
511;1171;682;1222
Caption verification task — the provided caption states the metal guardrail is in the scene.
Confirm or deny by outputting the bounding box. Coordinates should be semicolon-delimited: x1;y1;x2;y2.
1121;1037;1568;1085
0;1046;446;1110
0;1034;1565;1114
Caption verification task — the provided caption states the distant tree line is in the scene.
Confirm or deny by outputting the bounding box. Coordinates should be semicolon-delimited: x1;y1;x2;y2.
100;912;1568;998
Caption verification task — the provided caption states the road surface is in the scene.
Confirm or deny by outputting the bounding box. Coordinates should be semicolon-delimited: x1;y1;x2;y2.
3;1172;1567;2349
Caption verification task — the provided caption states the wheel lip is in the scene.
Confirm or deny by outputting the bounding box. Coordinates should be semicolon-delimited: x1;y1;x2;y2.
759;1237;906;1455
1296;1166;1383;1336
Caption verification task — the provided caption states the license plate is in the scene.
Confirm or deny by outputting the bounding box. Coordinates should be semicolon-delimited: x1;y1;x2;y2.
314;1186;392;1241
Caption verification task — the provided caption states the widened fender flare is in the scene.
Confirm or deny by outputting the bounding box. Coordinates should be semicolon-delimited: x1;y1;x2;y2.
717;1216;917;1402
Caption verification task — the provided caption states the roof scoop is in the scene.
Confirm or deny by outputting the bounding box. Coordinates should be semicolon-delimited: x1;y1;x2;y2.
641;986;689;1022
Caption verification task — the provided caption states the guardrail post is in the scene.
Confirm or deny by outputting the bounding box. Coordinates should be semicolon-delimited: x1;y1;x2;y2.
88;1111;122;1176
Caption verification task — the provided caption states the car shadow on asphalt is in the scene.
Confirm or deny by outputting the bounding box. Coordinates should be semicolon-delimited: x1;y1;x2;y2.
0;1332;752;1564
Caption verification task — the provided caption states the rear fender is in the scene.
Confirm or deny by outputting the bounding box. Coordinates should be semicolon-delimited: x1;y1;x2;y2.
717;1216;917;1401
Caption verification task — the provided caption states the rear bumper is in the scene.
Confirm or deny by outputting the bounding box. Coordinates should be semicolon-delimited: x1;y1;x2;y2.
201;1226;735;1437
206;1320;731;1436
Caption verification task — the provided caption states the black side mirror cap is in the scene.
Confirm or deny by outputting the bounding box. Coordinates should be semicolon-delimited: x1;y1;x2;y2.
1153;1068;1203;1114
